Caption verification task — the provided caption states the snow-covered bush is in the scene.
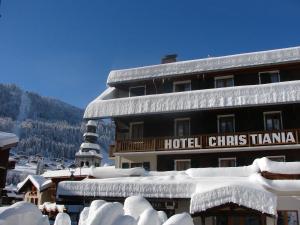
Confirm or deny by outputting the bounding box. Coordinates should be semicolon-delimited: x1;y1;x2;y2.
78;196;194;225
0;201;49;225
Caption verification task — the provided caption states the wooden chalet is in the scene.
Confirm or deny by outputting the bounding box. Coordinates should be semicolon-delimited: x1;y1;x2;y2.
0;132;18;205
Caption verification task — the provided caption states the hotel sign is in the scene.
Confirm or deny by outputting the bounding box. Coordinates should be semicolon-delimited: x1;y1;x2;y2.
164;131;297;150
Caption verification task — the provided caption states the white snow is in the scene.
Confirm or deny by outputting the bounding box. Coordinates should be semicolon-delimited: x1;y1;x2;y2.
80;142;101;151
77;196;196;225
84;80;300;118
90;166;145;179
124;196;153;220
162;213;194;225
87;120;98;127
86;202;124;225
78;207;90;225
0;131;18;148
113;215;137;225
0;201;49;225
42;167;91;178
107;46;300;84
186;164;258;177
137;208;161;225
157;211;168;224
190;182;276;215
75;150;102;158
39;202;65;213
54;213;71;225
254;157;300;174
17;175;52;192
57;158;300;215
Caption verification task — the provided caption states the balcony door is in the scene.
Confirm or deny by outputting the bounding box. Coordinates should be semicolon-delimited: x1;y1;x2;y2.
218;115;235;133
264;111;282;131
130;122;144;139
174;118;190;137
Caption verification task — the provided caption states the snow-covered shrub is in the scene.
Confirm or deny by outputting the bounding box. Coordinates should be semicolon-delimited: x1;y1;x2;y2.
54;213;71;225
0;201;49;225
78;196;194;225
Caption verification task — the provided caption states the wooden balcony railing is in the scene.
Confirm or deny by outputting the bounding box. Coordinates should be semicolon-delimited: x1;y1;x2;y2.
109;129;300;157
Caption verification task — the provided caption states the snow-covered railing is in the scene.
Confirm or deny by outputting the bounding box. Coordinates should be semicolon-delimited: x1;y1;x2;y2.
84;80;300;119
107;46;300;85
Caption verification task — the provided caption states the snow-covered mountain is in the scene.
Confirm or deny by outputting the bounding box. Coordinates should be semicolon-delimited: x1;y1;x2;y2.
0;84;114;163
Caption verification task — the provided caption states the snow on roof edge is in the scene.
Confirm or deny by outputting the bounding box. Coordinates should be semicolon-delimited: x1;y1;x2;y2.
84;80;300;119
0;132;19;148
107;46;300;85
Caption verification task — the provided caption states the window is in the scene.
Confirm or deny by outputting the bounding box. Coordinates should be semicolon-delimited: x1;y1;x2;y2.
174;159;191;171
218;115;235;133
126;162;150;170
130;122;144;139
121;162;130;169
131;163;143;168
267;155;285;162
264;111;282;131
259;71;280;84
215;76;234;88
219;158;236;167
129;86;146;97
143;162;150;171
173;80;191;92
174;118;190;137
277;211;299;225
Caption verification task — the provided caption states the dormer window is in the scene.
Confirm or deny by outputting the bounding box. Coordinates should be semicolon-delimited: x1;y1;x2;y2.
129;86;146;97
215;75;234;88
259;71;280;84
173;80;191;92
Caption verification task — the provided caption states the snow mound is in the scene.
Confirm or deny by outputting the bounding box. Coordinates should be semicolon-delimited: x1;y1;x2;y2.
138;208;161;225
87;200;106;221
157;211;168;223
254;157;300;174
124;196;153;220
78;207;89;225
162;213;194;225
186;165;258;178
0;201;49;225
87;202;124;225
90;166;145;178
54;213;71;225
114;215;137;225
190;184;277;215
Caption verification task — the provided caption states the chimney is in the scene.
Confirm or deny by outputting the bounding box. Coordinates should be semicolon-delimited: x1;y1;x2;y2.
161;54;177;64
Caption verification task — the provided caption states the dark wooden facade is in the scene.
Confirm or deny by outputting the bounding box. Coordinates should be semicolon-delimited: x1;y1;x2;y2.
107;61;300;170
113;63;300;98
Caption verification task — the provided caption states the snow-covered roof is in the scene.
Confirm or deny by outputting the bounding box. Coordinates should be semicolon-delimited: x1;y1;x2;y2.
17;175;52;192
80;142;101;151
87;120;98;127
107;46;300;85
57;158;300;215
42;167;91;178
254;157;300;174
84;80;300;119
75;150;102;158
39;202;65;213
0;132;18;149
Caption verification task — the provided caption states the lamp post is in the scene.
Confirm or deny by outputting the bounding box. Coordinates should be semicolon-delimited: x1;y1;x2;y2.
68;164;76;181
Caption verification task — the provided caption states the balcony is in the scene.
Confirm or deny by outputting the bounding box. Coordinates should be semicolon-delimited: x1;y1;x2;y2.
85;80;300;119
109;129;300;156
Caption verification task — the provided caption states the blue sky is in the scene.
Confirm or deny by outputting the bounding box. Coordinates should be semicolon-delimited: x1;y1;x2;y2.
0;0;299;108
